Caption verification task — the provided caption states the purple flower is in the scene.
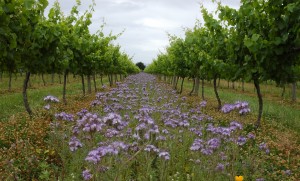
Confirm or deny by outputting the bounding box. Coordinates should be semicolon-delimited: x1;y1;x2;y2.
230;121;243;130
76;113;103;133
86;142;128;164
44;95;59;103
144;145;159;153
239;108;251;114
178;120;190;127
259;142;267;150
85;149;101;164
144;132;150;140
44;104;50;110
101;84;107;89
158;151;170;160
135;123;147;131
156;135;167;141
201;148;213;155
221;101;250;115
190;127;203;137
236;136;247;146
200;101;207;107
190;139;203;151
256;178;264;181
132;133;141;140
221;104;235;113
215;163;225;171
77;109;89;118
247;132;256;139
162;129;169;134
105;129;119;138
103;112;122;126
207;138;221;150
55;112;74;121
90;100;101;107
69;136;83;152
259;142;270;154
82;169;92;180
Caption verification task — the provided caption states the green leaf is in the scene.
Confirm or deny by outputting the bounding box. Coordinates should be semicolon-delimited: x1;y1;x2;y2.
282;33;289;42
9;33;17;49
274;37;281;45
286;3;296;13
244;37;253;48
24;0;35;9
251;34;260;42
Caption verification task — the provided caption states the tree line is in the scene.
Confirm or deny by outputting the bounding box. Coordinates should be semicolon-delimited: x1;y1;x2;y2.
0;0;140;115
145;0;300;127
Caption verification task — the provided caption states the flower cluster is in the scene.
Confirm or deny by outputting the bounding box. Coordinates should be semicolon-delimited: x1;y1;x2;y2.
51;73;276;180
221;101;250;115
259;142;270;154
74;112;104;134
85;142;128;164
69;136;83;152
55;112;74;122
44;95;60;103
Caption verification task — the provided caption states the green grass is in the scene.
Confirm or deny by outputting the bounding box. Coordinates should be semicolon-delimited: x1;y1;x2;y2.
0;74;109;121
178;78;300;134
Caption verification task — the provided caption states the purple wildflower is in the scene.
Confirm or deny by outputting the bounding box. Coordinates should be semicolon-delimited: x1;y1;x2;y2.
144;145;159;153
259;142;270;154
44;95;59;103
201;148;213;155
221;101;250;115
55;112;74;121
236;136;247;146
156;135;167;141
82;169;92;180
44;104;50;110
132;133;141;140
247;132;256;139
103;112;122;126
77;109;89;118
158;151;170;160
85;149;101;164
230;121;243;130
190;139;203;151
207;138;221;150
76;113;103;133
215;163;225;171
221;104;235;113
105;129;119;138
239;107;251;114
69;136;83;152
200;101;207;107
101;84;107;89
162;129;169;134
90;100;101;107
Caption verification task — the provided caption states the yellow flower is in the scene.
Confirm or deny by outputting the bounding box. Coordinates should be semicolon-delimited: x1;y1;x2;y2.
235;175;244;181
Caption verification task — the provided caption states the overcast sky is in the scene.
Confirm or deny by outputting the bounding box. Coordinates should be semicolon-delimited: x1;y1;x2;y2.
46;0;240;65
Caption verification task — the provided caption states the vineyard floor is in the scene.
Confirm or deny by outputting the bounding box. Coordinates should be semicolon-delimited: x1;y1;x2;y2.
0;73;299;180
0;74;109;120
179;78;300;134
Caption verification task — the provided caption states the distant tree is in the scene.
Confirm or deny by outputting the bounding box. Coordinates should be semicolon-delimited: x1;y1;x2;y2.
136;62;146;71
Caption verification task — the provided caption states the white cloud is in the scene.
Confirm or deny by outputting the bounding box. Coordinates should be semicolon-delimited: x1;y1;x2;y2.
46;0;240;64
135;18;180;29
